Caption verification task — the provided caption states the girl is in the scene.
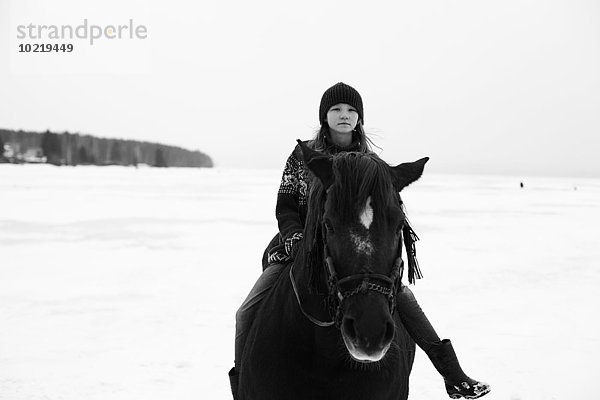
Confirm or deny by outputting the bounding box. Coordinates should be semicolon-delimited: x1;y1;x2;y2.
230;82;490;399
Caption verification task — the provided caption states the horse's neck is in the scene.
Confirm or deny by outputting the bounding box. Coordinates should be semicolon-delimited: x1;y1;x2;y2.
291;257;332;324
292;253;317;296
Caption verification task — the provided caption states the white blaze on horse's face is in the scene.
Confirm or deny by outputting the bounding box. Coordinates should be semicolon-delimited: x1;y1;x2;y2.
360;197;374;229
350;197;374;256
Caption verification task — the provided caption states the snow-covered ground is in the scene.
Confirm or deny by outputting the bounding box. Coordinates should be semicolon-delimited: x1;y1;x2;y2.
0;164;598;399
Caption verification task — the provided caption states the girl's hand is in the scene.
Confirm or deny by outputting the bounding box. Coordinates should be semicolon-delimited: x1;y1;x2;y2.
285;232;304;259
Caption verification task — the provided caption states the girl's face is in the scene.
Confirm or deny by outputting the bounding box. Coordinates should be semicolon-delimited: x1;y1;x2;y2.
326;103;359;135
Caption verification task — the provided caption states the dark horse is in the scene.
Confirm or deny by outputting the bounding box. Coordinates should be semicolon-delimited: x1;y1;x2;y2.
239;141;429;400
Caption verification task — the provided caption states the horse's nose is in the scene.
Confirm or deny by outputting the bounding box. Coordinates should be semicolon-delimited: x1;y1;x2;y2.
342;316;357;342
342;315;395;352
383;320;395;346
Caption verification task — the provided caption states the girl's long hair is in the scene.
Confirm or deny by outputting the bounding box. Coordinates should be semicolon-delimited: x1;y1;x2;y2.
309;121;378;153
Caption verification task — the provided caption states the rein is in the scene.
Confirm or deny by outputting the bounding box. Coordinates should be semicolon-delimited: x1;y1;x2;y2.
289;264;335;327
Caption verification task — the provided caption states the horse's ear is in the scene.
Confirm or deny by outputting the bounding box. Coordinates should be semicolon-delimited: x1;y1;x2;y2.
390;157;429;191
296;139;334;188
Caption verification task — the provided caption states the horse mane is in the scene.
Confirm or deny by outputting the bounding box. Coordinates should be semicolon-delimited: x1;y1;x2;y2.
302;152;398;294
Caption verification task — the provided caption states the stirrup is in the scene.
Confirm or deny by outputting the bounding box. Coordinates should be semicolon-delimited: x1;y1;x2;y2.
446;380;491;399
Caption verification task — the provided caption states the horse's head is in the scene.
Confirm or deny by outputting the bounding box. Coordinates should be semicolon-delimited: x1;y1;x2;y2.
298;140;428;363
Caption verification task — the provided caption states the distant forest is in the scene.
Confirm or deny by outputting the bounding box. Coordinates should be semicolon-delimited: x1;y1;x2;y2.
0;128;213;168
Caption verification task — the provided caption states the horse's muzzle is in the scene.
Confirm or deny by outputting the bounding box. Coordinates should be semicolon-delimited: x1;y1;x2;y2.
340;297;396;363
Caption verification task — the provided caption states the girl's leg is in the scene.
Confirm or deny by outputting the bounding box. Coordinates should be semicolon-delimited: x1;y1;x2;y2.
397;285;490;399
396;284;441;351
234;263;286;369
229;263;286;399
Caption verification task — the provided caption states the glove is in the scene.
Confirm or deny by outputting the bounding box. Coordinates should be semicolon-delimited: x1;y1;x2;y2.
284;232;303;260
267;243;291;265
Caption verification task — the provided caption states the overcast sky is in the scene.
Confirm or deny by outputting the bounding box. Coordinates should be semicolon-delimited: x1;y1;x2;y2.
1;0;599;177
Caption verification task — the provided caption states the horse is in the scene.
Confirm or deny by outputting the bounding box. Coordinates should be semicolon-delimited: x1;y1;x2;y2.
239;140;429;400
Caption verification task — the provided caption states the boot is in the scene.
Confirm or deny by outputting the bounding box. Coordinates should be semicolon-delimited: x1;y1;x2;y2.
228;367;239;400
426;339;491;399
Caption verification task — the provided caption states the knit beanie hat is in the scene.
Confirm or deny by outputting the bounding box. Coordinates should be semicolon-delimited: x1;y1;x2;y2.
319;82;364;125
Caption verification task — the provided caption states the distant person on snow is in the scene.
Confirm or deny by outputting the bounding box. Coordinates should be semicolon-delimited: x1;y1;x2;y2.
230;82;490;399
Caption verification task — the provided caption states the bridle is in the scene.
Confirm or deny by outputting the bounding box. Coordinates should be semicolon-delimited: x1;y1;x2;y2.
322;224;404;327
290;220;405;329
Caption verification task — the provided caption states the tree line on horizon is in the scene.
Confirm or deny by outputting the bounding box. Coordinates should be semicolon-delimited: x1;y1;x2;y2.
0;129;213;168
